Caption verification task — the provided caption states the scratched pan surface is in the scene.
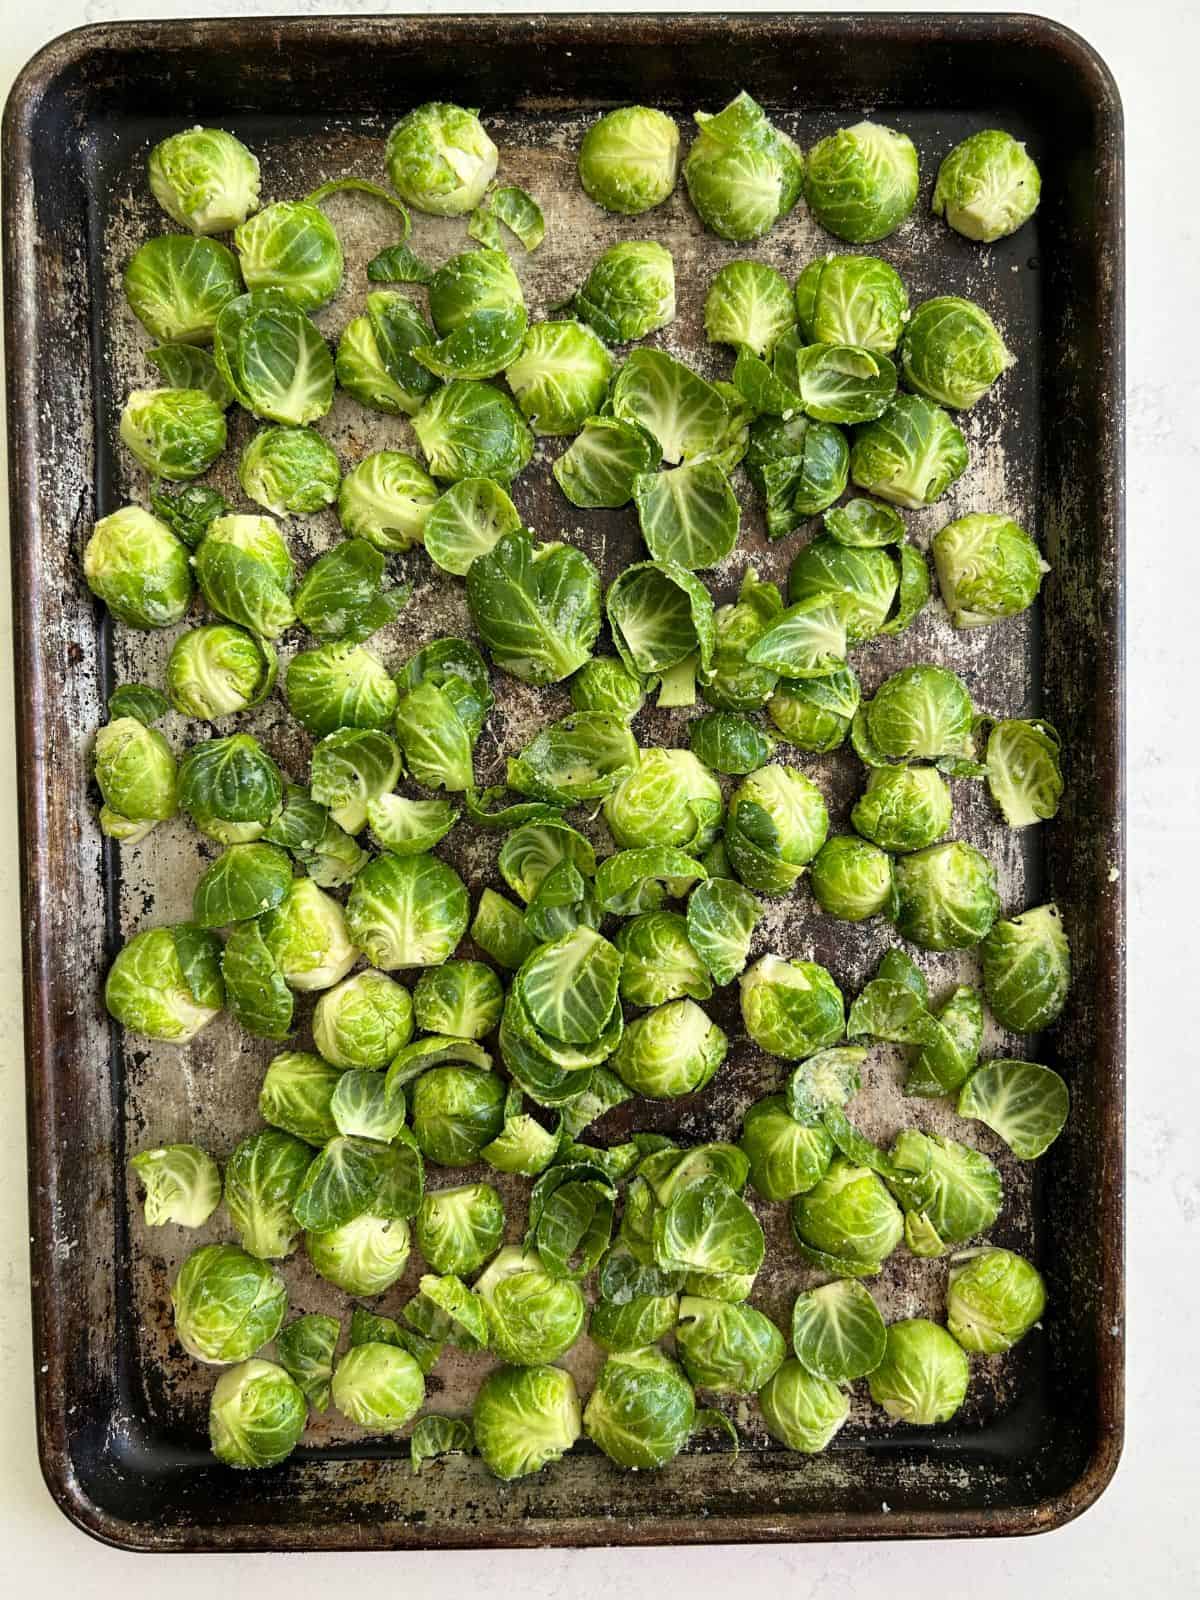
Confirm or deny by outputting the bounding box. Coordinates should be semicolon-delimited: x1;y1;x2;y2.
2;13;1124;1551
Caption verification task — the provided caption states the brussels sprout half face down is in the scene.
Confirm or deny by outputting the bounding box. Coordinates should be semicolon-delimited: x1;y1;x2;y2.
578;106;681;215
93;716;178;841
573;240;676;344
473;1363;581;1481
106;924;224;1043
124;234;244;345
120;387;227;481
234;200;344;311
684;91;804;243
240;426;341;516
980;904;1071;1034
901;296;1015;412
209;1359;306;1469
794;253;909;353
933;129;1042;243
148;126;261;234
803;121;919;244
933;512;1048;628
386;102;498;217
172;1242;288;1364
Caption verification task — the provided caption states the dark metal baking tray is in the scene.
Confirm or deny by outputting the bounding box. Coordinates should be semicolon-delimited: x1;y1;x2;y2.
3;12;1124;1551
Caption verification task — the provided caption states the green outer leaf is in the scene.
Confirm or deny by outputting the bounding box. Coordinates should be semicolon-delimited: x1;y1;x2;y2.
553;416;663;509
490;186;546;251
606;560;717;680
516;927;622;1045
367;243;435;283
790;1279;886;1381
507;713;638;804
467;530;602;686
595;846;707;913
746;596;849;679
424;478;523;576
957;1059;1070;1160
633;460;739;570
611;348;731;464
192;843;293;928
470;889;539;971
410;1415;474;1473
148;343;234;407
686;878;761;985
305;176;411;236
276;1313;341;1411
688;712;773;776
221;920;294;1041
464;787;565;833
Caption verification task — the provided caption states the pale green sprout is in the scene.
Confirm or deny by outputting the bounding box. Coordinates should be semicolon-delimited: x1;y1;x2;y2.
130;1144;221;1227
93;717;177;842
306;1213;412;1295
740;955;844;1059
810;835;895;922
234;200;343;310
851;765;953;854
724;766;829;894
573;240;676;343
337;450;439;552
686;877;761;987
865;664;975;763
213;290;335;425
981;903;1071;1033
901;296;1015;411
507;714;637;804
473;1364;581;1480
276;1313;340;1411
957;1059;1070;1160
310;727;402;834
615;912;711;1007
193;512;296;639
259;1051;342;1146
239;426;340;515
166;625;275;720
867;1318;969;1424
787;535;901;645
414;960;503;1039
769;669;860;753
607;560;716;706
676;1297;785;1394
893;841;1000;951
933;130;1041;243
332;1342;425;1432
553;416;662;509
794;253;909;352
413;380;533;484
148;127;260;234
330;1070;408;1142
633;459;740;570
209;1359;306;1469
704;261;796;358
790;1157;904;1275
684;91;804;243
584;1348;696;1468
517;925;622;1044
946;1247;1047;1353
124;234;243;344
386;103;498;216
791;1279;886;1382
578;106;681;215
424;478;523;576
105;925;224;1043
850;394;968;508
416;1182;505;1275
933;512;1048;627
611;348;731;465
223;1130;311;1259
286;644;399;739
312;970;414;1068
804;121;919;243
613;999;728;1099
739;1095;833;1202
985;719;1064;827
604;748;723;854
171;1242;287;1364
653;1176;765;1285
570;657;646;717
119;387;227;480
177;732;283;843
468;530;601;685
345;851;469;971
259;877;358;990
505;321;614;436
474;1246;586;1365
759;1360;848;1452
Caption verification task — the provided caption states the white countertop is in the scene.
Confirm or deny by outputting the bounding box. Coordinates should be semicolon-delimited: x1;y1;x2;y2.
0;1;1195;1591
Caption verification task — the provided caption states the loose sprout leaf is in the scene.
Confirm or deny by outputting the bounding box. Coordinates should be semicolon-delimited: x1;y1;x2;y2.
386;1035;492;1090
517;927;623;1045
745;596;850;679
633;459;739;569
367;243;435;283
689;712;774;776
847;977;941;1045
415;306;529;381
906;984;983;1098
221;921;294;1041
215;290;336;426
425;478;524;576
294;539;409;643
531;1174;616;1280
793;342;897;424
331;1070;408;1142
788;534;899;645
957;1059;1070;1160
731;347;802;418
523;860;599;944
595;846;707;914
785;1048;867;1126
980;904;1071;1033
607;560;716;684
791;1279;887;1382
150;481;228;549
108;682;170;725
611;348;731;464
276;1314;341;1412
470;888;540;972
467;531;601;685
686;878;761;986
148;343;234;408
507;713;638;804
367;794;458;856
490;185;546;252
818;1106;898;1178
192;843;293;927
305;176;412;237
879;541;931;636
985;718;1064;827
410;1415;474;1474
464;787;565;833
553;416;663;509
467;206;503;249
824;496;906;547
557;1064;635;1138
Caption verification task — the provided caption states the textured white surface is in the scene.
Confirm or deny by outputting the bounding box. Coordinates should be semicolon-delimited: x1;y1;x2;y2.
0;0;1195;1590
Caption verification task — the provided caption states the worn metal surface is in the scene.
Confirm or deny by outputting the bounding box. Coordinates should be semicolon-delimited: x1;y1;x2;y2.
3;12;1124;1552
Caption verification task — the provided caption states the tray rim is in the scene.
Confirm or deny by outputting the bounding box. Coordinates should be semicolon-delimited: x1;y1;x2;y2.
2;9;1126;1553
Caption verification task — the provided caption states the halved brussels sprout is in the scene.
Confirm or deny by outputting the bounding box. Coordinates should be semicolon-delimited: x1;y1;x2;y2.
178;732;283;843
473;1363;581;1480
675;1296;785;1394
584;1347;696;1468
789;343;897;426
804;121;919;243
148;126;259;234
223;1129;311;1259
703;568;782;714
416;1182;505;1276
310;726;402;834
688;713;772;777
739;1095;833;1202
467;530;601;686
887;1129;1002;1252
166;625;275;720
790;1157;903;1274
414;960;503;1039
192;842;292;927
570;657;646;718
746;412;850;535
130;1143;221;1227
306;1212;412;1295
604;748;723;854
653;1175;764;1282
573;240;676;343
865;665;975;764
810;835;895;922
553;415;662;510
947;1246;1047;1353
259;877;358;991
704;260;796;358
413;379;534;485
313;969;414;1068
850;394;968;509
759;1360;849;1453
504;320;613;436
386;103;498;216
590;1292;679;1354
957;1058;1069;1160
410;1063;505;1167
684;91;804;243
233;200;342;311
613;999;727;1099
424;477;523;576
740;955;844;1060
611;348;731;466
93;717;178;841
334;450;438;553
933;512;1048;628
336;294;441;417
507;713;637;804
172;1242;287;1364
498;818;596;905
578;106;681;215
985;718;1064;828
345;851;469;971
330;1069;408;1143
745;595;849;681
851;765;953;854
414;248;527;380
981;903;1071;1033
867;1318;969;1424
124;234;243;344
768;669;860;753
194;512;296;638
607;560;716;705
794;253;909;353
259;1051;342;1146
893;841;1000;951
724;766;829;894
105;924;224;1042
119;387;227;481
788;534;899;645
239;426;340;516
292;1130;423;1233
276;1313;340;1412
933;129;1041;243
332;1342;425;1432
791;1279;886;1382
209;1359;306;1469
615;912;711;1008
901;296;1014;411
475;1246;586;1365
214;290;335;426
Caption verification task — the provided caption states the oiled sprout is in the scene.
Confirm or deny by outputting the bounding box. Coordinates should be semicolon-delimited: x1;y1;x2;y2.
148;126;260;235
332;1342;425;1432
612;999;727;1099
579;106;680;218
386;102;498;217
867;1318;969;1424
312;969;414;1069
194;513;297;639
933;512;1048;628
901;296;1015;411
412;381;534;485
811;835;894;922
684;91;804;243
851;765;953;854
209;1359;306;1469
286;643;398;738
724;765;829;894
893;841;1000;951
604;748;723;854
850;394;968;509
584;1348;695;1468
105;925;224;1043
804;121;919;244
119;388;227;481
473;1364;581;1480
234;201;343;311
259;877;358;991
130;1143;221;1227
740;955;844;1060
172;1242;287;1364
306;1212;412;1296
933;130;1041;243
93;716;178;842
124;235;243;345
980;903;1071;1033
573;240;676;344
336;292;440;417
946;1247;1047;1353
239;426;340;516
794;253;909;353
167;625;274;720
504;321;614;436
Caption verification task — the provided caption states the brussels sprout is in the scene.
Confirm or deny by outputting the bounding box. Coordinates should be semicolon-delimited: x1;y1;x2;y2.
336;301;440;417
474;1363;581;1480
684;91;804;243
685;714;769;778
292;1129;423;1233
239;426;340;516
149;480;228;549
309;727;402;836
850;394;968;508
570;658;646;719
933;512;1048;628
759;1360;849;1452
985;718;1064;827
739;955;845;1061
866;665;975;764
413;248;527;379
804;121;918;243
851;765;953;854
794;253;909;352
107;682;170;726
791;1279;886;1383
258;1051;340;1145
118;387;226;481
553;415;662;510
768;668;860;753
724;766;829;895
504;321;614;436
331;450;437;554
392;637;492;794
310;970;413;1069
166;625;275;720
886;1128;1002;1251
981;904;1071;1033
178;733;282;843
222;1129;311;1259
515;925;622;1046
93;717;177;841
790;1157;903;1274
704;261;796;358
124;234;243;345
412;379;533;486
275;1314;340;1412
214;290;335;425
905;983;984;1098
234;201;343;311
130;1143;221;1227
410;1067;506;1167
306;1212;412;1295
957;1058;1069;1160
947;1247;1047;1353
584;1347;696;1468
344;851;469;972
147;341;234;407
264;784;369;887
787;343;897;427
675;1297;785;1394
590;1292;678;1355
293;545;407;650
218;913;293;1037
526;1162;617;1279
192;842;292;927
613;999;727;1099
412;961;502;1040
810;835;895;922
613;912;711;1008
578;106;681;215
385;103;497;216
703;568;783;714
193;512;296;638
893;841;1000;951
329;1068;408;1143
332;1342;425;1432
652;1176;764;1289
573;240;676;343
744;596;849;682
902;297;1015;411
414;1181;505;1276
505;714;636;807
256;876;357;991
933;129;1042;243
465;529;601;686
424;478;523;577
105;924;224;1042
867;1318;969;1424
208;1358;306;1469
745;412;850;535
172;1241;287;1364
474;1247;586;1365
603;748;721;855
499;818;596;905
148;127;260;234
410;1415;475;1474
787;535;900;645
607;560;716;705
611;348;731;466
